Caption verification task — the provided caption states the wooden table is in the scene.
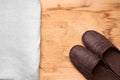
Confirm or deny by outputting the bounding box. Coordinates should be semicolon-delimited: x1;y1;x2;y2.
40;0;120;80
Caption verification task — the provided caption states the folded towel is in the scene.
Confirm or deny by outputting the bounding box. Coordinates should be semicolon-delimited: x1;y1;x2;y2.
0;0;40;80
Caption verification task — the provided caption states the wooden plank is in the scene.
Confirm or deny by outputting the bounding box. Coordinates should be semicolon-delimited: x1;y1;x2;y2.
40;0;120;80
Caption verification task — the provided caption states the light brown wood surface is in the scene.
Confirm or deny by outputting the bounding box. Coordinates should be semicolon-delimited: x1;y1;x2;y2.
40;0;120;80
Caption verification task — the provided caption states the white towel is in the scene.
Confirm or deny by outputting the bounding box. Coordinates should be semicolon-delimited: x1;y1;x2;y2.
0;0;40;80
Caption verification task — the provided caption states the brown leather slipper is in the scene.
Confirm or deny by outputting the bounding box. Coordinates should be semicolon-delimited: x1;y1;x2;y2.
82;30;120;77
70;45;120;80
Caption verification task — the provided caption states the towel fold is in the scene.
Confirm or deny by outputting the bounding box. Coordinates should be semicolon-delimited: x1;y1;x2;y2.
0;0;40;80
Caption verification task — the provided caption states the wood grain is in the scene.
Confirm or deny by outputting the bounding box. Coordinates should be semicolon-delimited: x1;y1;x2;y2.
40;0;120;80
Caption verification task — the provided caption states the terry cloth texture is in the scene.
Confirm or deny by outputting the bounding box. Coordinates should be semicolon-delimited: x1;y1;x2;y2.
0;0;40;80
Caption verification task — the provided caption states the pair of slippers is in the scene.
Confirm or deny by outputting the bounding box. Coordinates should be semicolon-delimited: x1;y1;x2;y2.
70;30;120;80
